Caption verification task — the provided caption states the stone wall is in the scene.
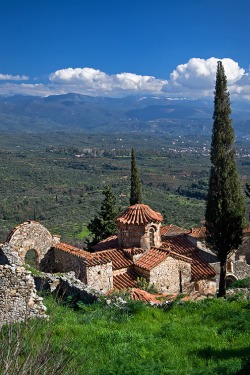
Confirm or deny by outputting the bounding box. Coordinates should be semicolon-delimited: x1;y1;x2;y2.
53;248;113;292
0;264;47;327
136;257;192;294
233;260;250;280
118;222;162;251
234;234;250;263
86;262;113;292
193;279;217;295
6;221;60;265
53;248;87;282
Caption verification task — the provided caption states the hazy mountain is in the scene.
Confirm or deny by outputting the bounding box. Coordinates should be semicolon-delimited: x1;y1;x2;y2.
0;93;249;137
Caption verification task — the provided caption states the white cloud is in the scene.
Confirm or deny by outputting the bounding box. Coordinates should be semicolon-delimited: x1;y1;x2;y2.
164;57;246;97
0;58;249;99
0;73;29;81
49;67;167;95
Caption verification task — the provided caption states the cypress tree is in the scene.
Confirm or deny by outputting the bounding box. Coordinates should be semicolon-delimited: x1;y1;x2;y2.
205;61;245;297
88;185;118;246
245;183;250;198
130;148;142;205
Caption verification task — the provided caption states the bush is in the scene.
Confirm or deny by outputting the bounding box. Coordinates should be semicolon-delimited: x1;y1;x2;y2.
229;277;250;289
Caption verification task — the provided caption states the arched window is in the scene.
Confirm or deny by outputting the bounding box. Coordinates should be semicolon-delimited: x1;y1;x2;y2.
25;249;39;269
149;227;155;248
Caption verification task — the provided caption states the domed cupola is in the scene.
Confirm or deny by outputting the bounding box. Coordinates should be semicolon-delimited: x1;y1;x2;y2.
116;204;163;251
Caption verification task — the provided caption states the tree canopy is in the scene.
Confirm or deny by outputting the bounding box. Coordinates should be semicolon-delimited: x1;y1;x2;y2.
205;61;245;297
88;186;118;246
130;148;142;206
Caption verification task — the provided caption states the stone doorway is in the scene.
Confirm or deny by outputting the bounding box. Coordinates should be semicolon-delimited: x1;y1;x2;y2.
24;249;39;269
226;274;237;288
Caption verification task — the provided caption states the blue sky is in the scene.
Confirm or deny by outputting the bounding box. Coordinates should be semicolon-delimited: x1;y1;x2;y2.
1;0;250;99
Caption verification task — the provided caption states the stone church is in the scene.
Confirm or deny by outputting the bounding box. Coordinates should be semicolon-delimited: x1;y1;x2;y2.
1;202;250;300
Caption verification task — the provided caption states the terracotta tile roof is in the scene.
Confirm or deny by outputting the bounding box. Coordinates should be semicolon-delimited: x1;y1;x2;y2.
186;226;206;238
162;235;216;280
113;269;139;290
129;288;162;303
93;249;133;270
134;247;170;270
55;242;92;259
116;204;163;225
92;235;118;251
161;224;187;236
191;252;216;280
122;247;145;257
243;227;250;234
168;250;192;262
55;243;109;267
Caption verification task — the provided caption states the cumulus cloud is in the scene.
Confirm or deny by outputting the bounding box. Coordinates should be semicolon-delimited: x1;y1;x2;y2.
164;57;246;97
0;58;249;99
0;73;29;81
49;67;167;95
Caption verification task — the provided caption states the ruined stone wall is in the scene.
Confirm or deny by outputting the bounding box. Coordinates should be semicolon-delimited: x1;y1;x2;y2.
53;248;87;282
0;265;46;327
86;262;113;292
149;257;192;294
194;279;217;295
6;221;60;265
233;260;250;280
210;259;250;287
235;235;250;263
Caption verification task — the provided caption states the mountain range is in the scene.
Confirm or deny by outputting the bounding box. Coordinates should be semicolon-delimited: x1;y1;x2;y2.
0;94;249;137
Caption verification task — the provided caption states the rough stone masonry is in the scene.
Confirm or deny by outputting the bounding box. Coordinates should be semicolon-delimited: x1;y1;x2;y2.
0;263;47;328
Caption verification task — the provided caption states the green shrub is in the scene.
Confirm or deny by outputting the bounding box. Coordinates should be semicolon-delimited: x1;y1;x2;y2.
229;277;250;289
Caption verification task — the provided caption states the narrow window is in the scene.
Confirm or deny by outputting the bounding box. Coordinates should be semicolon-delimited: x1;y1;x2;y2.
149;227;155;247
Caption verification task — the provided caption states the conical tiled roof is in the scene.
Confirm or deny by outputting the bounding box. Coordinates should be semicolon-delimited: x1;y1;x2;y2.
116;204;163;225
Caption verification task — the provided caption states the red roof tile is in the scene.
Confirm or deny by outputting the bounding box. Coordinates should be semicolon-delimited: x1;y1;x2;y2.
93;249;133;270
129;288;162;303
113;269;139;290
162;235;196;256
186;226;206;238
55;243;109;267
116;204;163;225
191;252;216;280
162;235;216;280
161;224;187;236
93;235;118;251
122;247;145;257
135;247;170;270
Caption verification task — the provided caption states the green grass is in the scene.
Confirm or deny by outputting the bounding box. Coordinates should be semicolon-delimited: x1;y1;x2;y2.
1;296;249;374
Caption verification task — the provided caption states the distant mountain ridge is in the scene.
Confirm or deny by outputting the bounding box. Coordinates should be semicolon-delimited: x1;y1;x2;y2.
0;93;249;137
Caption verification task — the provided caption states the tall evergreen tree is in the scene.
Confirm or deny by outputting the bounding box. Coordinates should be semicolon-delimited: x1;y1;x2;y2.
88;186;118;246
130;148;142;205
245;183;250;198
205;61;245;297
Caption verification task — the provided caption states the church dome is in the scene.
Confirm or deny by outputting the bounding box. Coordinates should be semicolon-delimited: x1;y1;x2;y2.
116;204;163;226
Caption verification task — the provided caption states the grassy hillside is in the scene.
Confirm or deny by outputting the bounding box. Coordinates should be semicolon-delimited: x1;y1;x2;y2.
1;296;249;374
